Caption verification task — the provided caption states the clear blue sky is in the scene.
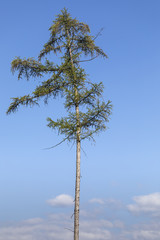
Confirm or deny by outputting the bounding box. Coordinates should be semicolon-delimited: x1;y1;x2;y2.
1;0;160;239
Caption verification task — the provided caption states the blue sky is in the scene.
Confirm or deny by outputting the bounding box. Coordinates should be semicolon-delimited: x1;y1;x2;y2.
1;0;160;239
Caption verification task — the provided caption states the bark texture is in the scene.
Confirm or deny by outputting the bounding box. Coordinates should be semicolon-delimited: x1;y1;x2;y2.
74;120;81;240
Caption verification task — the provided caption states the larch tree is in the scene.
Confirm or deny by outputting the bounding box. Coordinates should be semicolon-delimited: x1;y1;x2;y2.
7;8;112;240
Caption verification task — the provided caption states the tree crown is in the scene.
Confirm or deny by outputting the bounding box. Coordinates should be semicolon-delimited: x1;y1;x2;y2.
7;8;112;144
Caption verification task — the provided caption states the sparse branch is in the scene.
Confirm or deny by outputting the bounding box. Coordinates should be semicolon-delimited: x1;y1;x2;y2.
94;46;108;58
80;100;112;130
38;44;64;60
33;72;66;100
6;95;38;114
11;57;59;80
93;28;104;41
43;135;71;150
78;83;104;106
65;228;74;233
74;55;99;63
80;128;101;141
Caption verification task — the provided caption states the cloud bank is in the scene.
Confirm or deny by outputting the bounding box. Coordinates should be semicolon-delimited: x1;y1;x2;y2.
0;213;119;240
2;211;160;240
2;193;160;240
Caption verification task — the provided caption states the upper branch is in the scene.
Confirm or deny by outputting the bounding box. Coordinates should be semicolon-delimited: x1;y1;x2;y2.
74;35;108;58
11;57;59;80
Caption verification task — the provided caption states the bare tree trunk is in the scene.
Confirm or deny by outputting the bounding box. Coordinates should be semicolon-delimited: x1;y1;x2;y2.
74;106;81;240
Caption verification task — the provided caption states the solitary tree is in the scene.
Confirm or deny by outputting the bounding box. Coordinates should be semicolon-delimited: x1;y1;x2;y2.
7;9;112;240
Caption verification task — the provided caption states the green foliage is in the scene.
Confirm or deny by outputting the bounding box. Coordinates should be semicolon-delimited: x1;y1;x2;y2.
47;100;112;142
6;95;38;114
11;57;58;80
7;8;112;143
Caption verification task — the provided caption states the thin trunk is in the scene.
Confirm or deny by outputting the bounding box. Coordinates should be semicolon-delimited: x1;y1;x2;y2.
67;30;81;240
74;107;81;240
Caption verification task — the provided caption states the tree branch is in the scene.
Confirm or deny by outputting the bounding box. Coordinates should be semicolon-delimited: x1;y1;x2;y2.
74;55;99;63
65;228;74;233
93;28;104;41
43;137;69;150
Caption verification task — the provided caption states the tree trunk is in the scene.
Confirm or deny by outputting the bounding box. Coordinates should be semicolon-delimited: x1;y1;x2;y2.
66;30;81;240
74;105;81;240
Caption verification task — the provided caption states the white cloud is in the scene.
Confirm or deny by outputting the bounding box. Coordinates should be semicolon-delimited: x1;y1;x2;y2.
132;230;160;240
89;198;105;204
80;219;113;229
127;192;160;215
80;229;112;240
0;215;73;240
23;218;43;224
47;194;74;207
89;198;122;210
123;223;160;240
113;220;125;229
